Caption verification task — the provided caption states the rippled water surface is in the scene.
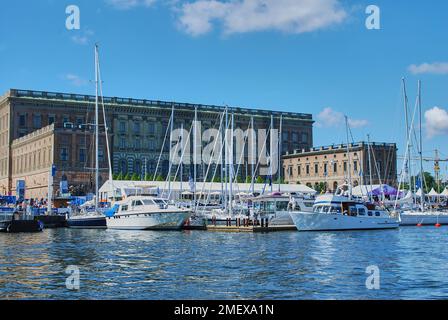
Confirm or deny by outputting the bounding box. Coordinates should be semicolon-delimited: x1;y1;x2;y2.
1;227;448;299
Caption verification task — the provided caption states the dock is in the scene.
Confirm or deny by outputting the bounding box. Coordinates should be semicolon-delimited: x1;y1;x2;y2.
206;225;296;232
205;217;297;232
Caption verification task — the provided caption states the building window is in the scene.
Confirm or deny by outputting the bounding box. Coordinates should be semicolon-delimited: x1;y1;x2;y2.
79;148;86;163
120;137;126;149
48;115;55;125
292;132;299;143
354;161;358;172
60;147;69;161
344;162;347;173
306;164;310;175
63;115;70;124
148;123;155;135
119;159;128;175
134;138;141;150
134;160;142;176
32;114;42;128
301;132;308;143
333;162;337;173
324;163;328;175
297;165;301;176
314;164;319;175
119;121;126;133
148;139;156;151
76;117;84;127
287;166;293;177
133;122;140;134
19;114;26;127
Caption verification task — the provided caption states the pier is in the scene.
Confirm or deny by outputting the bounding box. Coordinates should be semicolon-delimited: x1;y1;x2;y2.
204;217;296;233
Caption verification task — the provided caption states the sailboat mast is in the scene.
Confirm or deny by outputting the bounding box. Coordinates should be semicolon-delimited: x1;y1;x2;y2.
250;116;255;194
229;112;234;213
367;134;373;202
180;122;183;194
345;116;352;199
402;78;412;190
94;44;99;212
418;80;425;211
168;104;174;195
278;114;283;192
270;114;274;193
193;106;197;206
224;106;228;213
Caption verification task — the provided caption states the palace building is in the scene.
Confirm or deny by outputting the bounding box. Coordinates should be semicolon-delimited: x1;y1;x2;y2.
0;89;314;198
282;142;397;192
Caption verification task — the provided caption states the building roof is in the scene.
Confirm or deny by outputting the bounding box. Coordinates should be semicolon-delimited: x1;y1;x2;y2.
283;141;397;158
5;89;313;122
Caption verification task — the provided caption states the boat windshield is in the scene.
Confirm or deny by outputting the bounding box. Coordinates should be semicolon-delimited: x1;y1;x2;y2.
313;204;342;214
153;199;167;206
141;199;155;206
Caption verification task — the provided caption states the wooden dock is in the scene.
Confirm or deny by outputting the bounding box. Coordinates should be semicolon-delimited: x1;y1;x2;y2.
205;217;297;232
206;225;296;232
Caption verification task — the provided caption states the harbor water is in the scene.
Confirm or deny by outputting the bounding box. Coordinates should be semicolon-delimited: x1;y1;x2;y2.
1;227;448;300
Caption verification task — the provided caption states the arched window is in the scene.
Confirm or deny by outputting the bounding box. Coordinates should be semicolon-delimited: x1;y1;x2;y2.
333;181;338;192
134;160;142;176
119;159;128;175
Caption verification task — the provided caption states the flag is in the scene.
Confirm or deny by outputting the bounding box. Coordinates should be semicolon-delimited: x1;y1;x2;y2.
51;164;56;177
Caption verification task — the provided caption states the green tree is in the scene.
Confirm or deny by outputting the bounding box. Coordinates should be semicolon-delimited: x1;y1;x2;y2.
123;173;131;181
245;176;252;183
256;176;264;184
131;173;140;181
156;175;165;181
115;173;123;181
213;176;221;183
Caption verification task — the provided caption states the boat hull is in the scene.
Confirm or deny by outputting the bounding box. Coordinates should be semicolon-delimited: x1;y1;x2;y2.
106;211;190;230
67;216;107;229
400;212;448;226
290;211;399;231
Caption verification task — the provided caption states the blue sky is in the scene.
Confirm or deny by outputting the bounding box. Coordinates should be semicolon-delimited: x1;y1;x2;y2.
1;0;448;178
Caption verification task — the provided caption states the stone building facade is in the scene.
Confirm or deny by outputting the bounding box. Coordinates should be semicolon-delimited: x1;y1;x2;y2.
283;142;397;192
9;124;109;199
0;89;314;197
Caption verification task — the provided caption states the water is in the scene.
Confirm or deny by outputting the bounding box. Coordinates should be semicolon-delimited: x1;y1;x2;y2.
1;227;448;300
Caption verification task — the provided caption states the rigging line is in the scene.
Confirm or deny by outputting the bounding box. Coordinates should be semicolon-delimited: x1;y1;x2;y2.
194;112;225;213
166;122;194;200
251;121;272;190
153;109;173;181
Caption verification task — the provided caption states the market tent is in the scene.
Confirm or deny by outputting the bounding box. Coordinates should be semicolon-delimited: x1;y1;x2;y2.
428;188;439;197
441;188;448;197
351;184;399;197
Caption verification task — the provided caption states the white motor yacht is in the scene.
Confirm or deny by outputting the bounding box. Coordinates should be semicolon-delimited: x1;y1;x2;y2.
289;194;400;231
106;196;191;230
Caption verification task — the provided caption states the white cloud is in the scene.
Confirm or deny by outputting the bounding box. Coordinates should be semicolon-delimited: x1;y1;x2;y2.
408;62;448;75
316;107;368;129
177;0;347;36
425;106;448;138
105;0;156;10
65;74;88;87
71;29;94;45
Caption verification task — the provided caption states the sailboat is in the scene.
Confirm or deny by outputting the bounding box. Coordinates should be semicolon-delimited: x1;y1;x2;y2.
398;80;448;226
67;44;109;229
289;116;399;231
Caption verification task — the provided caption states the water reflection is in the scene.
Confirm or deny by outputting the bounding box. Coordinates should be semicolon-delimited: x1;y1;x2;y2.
1;227;448;299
